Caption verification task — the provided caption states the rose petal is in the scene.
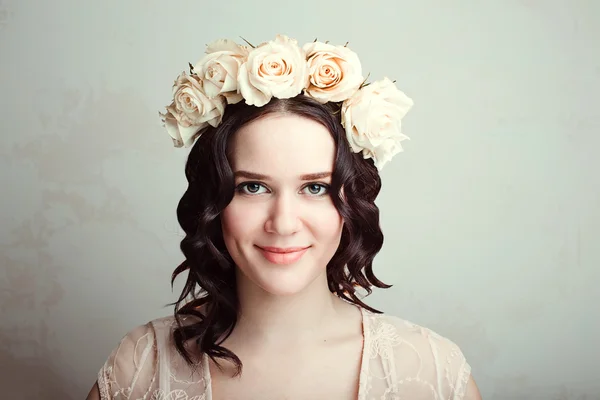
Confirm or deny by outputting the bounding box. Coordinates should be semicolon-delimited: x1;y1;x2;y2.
238;62;270;106
341;77;413;170
206;38;244;54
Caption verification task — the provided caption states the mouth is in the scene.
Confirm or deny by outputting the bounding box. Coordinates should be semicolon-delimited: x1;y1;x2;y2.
256;246;310;265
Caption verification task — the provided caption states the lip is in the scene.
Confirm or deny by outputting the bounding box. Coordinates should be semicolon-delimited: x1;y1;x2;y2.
256;246;310;265
258;246;309;253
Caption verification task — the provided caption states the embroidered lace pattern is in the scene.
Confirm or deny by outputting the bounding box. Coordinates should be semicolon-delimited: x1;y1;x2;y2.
97;309;471;399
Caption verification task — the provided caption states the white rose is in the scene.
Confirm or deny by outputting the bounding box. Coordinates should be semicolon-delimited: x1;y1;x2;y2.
341;77;414;170
194;39;249;104
159;108;205;148
159;72;226;147
303;41;363;103
237;34;309;107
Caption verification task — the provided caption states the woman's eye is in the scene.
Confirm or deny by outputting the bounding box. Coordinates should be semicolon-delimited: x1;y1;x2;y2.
302;183;329;196
238;182;268;195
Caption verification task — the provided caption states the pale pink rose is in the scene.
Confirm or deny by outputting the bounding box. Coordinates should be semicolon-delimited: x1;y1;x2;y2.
194;39;249;104
341;77;414;170
303;41;363;103
159;72;226;147
237;34;309;107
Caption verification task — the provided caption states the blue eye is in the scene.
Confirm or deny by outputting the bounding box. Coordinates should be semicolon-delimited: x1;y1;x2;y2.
302;183;329;196
237;182;268;195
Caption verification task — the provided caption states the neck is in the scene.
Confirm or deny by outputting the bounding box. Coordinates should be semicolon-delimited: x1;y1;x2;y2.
230;270;348;347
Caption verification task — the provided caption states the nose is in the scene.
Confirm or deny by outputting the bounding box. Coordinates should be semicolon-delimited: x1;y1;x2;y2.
264;192;301;236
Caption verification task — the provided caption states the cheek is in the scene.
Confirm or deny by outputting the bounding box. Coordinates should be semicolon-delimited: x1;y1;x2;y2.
221;200;262;244
311;204;344;240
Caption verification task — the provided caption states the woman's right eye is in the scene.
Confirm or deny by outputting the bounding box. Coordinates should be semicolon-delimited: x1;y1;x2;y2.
237;182;268;195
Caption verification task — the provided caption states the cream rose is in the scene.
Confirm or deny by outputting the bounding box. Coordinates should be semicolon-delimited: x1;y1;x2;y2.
159;108;205;148
160;72;226;147
194;39;249;104
303;41;363;103
237;34;309;107
341;77;414;170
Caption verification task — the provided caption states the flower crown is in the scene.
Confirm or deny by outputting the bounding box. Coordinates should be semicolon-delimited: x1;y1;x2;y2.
159;34;414;170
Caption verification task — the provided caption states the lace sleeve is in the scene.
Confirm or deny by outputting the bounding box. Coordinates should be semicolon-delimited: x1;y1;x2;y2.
363;313;473;400
429;330;472;400
97;322;159;400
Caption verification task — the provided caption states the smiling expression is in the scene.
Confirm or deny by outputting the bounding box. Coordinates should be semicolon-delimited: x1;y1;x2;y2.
220;113;344;296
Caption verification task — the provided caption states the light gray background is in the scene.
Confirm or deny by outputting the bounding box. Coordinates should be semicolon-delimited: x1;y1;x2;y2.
1;1;598;399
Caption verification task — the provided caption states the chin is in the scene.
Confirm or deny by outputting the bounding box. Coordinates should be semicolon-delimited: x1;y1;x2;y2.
242;255;326;297
258;269;321;297
259;282;310;297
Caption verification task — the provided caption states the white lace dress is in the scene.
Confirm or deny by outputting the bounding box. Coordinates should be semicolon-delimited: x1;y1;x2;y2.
97;307;471;399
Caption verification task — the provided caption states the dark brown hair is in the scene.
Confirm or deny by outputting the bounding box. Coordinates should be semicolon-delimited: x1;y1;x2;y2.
171;94;389;375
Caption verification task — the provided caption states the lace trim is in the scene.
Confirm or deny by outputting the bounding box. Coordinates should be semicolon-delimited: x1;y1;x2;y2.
149;389;207;400
453;359;472;400
356;307;370;398
97;367;110;400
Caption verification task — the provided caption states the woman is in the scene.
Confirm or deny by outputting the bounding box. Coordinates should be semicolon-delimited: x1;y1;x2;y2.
87;35;482;399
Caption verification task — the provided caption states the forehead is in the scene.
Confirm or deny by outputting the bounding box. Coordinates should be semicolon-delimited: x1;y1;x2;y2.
228;113;336;175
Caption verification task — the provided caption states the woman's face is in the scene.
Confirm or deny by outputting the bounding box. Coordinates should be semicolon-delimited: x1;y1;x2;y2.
221;113;343;296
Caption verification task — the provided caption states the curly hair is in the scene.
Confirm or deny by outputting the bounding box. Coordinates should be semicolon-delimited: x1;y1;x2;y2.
171;94;390;375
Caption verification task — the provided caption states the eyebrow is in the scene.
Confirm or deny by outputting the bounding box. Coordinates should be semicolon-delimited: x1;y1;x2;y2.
234;170;332;181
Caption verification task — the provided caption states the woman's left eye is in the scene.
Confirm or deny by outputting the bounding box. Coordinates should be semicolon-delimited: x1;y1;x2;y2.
302;183;329;196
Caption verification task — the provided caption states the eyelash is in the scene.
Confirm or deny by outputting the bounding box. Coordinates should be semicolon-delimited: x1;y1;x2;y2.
235;182;330;197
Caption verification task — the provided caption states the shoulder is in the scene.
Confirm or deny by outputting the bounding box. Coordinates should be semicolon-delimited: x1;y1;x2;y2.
365;312;468;358
362;311;472;399
96;316;176;400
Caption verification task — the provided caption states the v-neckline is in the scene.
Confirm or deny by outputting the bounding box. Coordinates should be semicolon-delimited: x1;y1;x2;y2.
202;306;369;400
